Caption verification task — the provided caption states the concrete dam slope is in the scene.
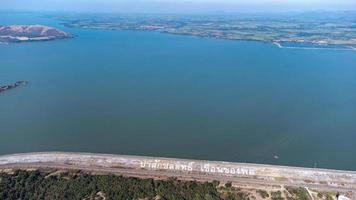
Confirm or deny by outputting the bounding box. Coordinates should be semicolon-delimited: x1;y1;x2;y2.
0;152;355;193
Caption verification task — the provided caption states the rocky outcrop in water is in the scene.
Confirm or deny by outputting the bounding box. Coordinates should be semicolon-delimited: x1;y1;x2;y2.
0;81;28;93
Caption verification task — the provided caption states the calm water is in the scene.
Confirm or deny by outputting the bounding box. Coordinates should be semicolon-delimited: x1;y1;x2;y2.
1;12;356;170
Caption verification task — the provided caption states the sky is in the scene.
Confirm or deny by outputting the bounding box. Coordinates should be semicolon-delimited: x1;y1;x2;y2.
1;0;356;13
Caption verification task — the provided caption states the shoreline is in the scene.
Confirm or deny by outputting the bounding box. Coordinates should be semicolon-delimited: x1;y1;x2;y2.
1;152;355;193
63;23;356;52
1;151;356;174
149;30;356;52
273;41;356;51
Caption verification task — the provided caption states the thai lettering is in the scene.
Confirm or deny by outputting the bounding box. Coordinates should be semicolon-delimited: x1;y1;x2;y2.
140;160;255;176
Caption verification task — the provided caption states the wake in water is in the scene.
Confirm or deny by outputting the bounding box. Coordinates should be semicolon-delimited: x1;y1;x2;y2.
273;42;356;51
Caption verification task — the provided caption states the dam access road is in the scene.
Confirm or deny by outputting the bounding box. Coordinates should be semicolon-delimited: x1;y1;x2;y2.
0;152;355;198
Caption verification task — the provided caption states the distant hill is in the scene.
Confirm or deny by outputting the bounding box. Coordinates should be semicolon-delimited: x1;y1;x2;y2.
0;25;71;43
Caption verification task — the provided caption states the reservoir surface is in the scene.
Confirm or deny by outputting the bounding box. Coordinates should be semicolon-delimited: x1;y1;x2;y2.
1;12;356;170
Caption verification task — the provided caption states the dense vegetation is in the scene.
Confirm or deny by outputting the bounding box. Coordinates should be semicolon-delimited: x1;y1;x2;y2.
0;170;337;200
0;170;245;200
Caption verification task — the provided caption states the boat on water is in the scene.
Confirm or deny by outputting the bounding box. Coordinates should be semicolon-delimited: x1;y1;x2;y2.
0;81;28;93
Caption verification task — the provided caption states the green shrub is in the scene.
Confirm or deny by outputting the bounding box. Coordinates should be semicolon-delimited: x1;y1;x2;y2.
271;191;284;200
285;186;310;200
257;189;269;198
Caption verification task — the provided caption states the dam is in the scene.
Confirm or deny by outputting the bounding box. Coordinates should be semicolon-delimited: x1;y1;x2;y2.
0;152;355;196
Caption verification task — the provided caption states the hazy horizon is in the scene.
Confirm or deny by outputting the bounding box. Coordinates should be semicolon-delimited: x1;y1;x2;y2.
1;0;356;13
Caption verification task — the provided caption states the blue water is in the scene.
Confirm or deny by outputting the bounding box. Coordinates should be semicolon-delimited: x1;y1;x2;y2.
1;12;356;170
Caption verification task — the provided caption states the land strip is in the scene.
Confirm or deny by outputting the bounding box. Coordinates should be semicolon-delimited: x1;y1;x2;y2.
58;13;356;49
0;152;355;197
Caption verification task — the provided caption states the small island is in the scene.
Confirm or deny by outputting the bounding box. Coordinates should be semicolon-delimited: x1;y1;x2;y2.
0;25;71;43
0;81;28;93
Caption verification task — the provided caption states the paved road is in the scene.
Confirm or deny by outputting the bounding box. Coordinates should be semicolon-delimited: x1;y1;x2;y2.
0;152;355;193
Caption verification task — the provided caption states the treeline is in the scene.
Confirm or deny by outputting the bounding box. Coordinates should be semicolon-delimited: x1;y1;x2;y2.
0;170;246;200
